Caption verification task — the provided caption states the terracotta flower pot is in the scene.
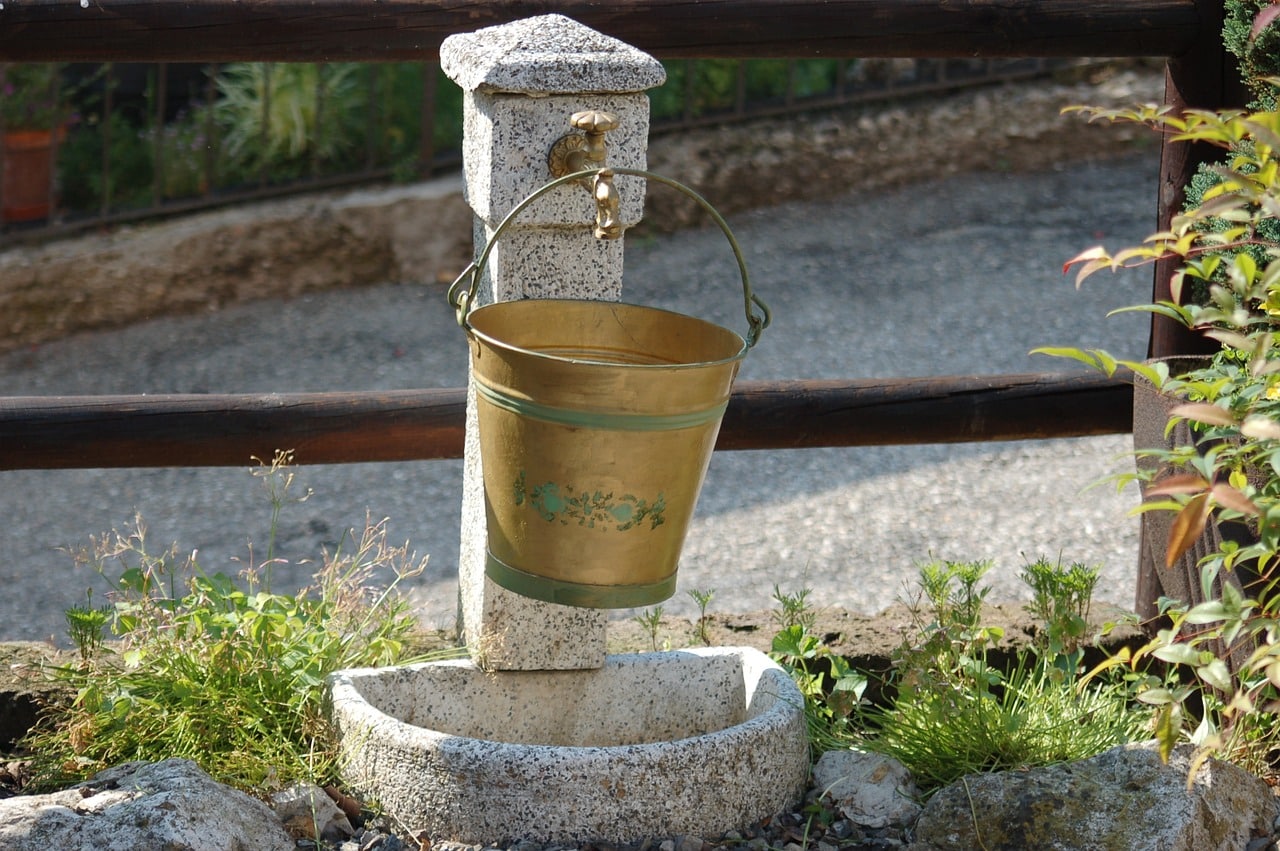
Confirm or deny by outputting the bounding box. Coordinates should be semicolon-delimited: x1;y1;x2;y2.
2;128;60;223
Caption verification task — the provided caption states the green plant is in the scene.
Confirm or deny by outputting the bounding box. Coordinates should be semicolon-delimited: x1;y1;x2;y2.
634;605;665;652
1019;555;1102;668
770;621;866;755
214;63;369;180
57;111;154;210
648;58;841;121
63;591;111;664
771;584;817;632
686;587;715;646
142;106;224;199
768;584;866;754
868;651;1145;792
895;559;1005;696
856;559;1146;793
0;63;67;131
1041;104;1280;574
22;450;454;794
1226;0;1280;109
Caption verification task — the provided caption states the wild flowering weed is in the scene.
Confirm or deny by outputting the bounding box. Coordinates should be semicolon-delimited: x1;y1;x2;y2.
23;451;454;794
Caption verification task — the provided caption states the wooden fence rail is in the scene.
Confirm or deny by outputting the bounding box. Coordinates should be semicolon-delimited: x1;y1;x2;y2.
0;373;1131;470
0;0;1202;62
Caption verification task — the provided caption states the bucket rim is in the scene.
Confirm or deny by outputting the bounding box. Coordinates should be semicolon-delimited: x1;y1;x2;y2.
466;298;749;370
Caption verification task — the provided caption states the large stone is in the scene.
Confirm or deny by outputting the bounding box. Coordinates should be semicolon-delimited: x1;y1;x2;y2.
0;758;294;851
909;741;1280;851
811;749;921;830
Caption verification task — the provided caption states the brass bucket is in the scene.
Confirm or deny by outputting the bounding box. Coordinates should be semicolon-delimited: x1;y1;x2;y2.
448;168;770;608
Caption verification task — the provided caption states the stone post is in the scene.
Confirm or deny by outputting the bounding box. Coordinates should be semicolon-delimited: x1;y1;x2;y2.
441;15;667;670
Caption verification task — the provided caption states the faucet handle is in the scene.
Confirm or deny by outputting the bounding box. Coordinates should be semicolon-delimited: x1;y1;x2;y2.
570;109;618;138
549;110;618;178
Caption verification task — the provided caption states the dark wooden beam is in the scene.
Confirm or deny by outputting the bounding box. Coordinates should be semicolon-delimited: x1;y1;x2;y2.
0;388;469;470
0;373;1131;470
0;0;1202;63
718;373;1133;450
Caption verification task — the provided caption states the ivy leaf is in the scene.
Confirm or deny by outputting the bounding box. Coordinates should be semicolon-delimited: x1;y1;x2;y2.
1266;658;1280;688
770;624;818;659
1154;703;1181;765
1197;659;1233;692
1152;643;1206;666
1183;600;1233;625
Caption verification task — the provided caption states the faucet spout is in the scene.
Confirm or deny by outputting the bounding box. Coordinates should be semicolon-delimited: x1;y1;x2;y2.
592;170;622;240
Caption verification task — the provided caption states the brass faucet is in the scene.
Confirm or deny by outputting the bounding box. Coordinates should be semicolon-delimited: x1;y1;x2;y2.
591;170;621;240
549;110;623;239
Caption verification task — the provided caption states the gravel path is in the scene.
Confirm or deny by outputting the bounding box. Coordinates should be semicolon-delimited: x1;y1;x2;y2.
0;152;1158;644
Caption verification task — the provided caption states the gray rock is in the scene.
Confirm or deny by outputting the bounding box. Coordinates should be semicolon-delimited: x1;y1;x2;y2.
0;758;294;851
910;741;1280;851
271;781;355;841
811;749;922;830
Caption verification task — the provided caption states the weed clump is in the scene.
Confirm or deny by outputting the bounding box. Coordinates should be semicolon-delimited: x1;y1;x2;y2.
771;557;1149;793
21;450;452;794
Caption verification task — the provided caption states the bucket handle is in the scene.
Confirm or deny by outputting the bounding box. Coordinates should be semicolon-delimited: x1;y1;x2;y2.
447;167;772;348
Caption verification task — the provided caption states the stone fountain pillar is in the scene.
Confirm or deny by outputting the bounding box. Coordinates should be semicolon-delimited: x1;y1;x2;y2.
326;18;811;844
441;13;667;671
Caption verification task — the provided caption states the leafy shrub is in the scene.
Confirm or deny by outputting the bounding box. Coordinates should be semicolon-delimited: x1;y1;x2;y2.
214;63;369;180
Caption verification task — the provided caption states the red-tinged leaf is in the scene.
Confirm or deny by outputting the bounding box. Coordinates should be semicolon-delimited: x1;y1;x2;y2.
1202;328;1253;351
1166;492;1211;568
1210;482;1261;516
1063;245;1109;275
1073;259;1115;287
1146;473;1212;497
1253;4;1280;41
1169;402;1239;427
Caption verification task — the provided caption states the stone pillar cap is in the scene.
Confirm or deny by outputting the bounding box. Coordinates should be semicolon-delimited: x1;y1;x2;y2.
441;14;667;95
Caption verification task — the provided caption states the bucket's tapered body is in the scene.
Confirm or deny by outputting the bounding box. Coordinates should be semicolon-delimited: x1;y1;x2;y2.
468;298;746;608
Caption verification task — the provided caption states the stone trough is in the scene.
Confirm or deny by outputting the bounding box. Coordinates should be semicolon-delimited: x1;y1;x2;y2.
327;646;809;843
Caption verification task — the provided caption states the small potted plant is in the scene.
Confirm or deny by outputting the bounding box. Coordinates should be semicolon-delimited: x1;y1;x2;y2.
1;62;67;223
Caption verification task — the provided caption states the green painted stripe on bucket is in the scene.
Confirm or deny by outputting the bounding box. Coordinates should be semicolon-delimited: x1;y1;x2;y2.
486;551;677;609
475;380;728;432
